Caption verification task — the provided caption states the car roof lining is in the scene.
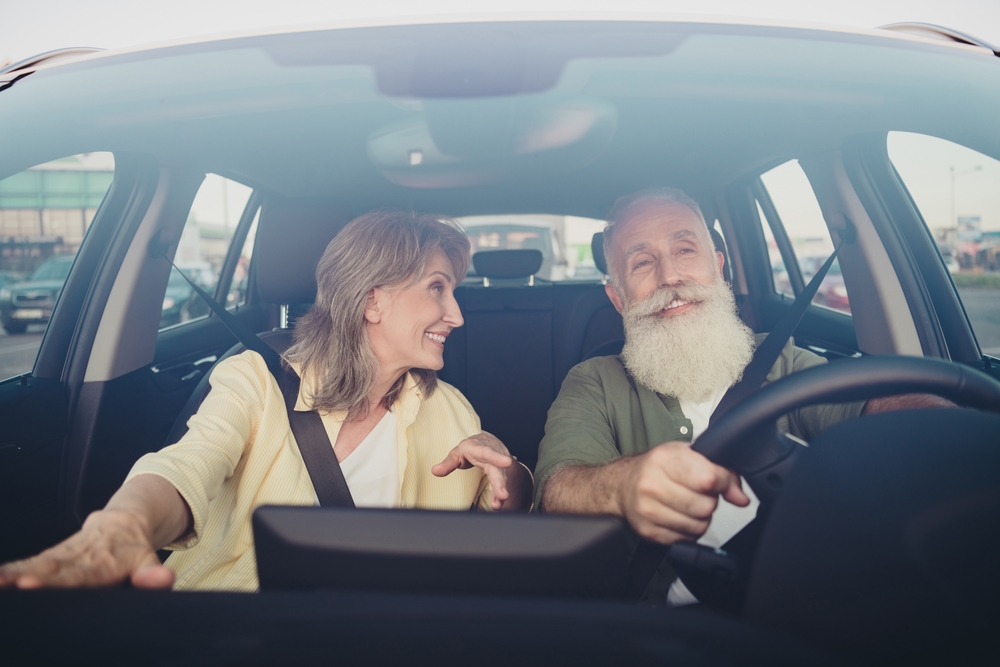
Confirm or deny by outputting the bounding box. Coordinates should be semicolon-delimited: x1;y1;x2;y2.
3;22;1000;219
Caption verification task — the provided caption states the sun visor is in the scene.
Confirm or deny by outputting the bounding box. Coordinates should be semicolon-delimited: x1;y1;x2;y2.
263;22;687;98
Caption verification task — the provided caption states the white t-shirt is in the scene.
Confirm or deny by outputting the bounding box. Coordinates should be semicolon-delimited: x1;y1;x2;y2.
668;390;761;606
337;410;399;508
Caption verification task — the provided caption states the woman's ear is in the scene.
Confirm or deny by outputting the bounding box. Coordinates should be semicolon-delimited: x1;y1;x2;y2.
364;288;383;324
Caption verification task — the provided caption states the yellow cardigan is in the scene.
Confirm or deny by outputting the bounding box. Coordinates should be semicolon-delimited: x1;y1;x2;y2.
126;350;493;591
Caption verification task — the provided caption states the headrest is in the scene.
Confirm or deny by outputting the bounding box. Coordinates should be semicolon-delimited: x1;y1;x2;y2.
472;249;543;279
592;232;607;275
591;228;731;282
709;227;732;284
255;197;352;304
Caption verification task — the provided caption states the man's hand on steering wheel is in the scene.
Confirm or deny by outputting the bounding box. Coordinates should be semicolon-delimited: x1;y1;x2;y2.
617;442;750;545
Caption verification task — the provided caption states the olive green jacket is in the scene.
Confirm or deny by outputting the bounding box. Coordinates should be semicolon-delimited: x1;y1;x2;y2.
533;336;864;603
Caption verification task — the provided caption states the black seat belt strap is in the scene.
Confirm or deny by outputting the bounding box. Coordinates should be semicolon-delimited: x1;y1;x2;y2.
626;234;848;601
709;237;845;424
157;251;354;508
155;250;284;379
277;369;355;508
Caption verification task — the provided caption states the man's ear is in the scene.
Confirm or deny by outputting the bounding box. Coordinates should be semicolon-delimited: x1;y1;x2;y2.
716;250;725;277
605;282;625;315
364;288;383;324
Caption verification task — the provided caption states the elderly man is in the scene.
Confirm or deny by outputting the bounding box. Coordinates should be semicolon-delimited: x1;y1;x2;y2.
533;188;948;605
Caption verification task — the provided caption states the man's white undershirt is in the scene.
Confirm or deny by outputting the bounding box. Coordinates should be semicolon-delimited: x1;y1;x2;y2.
667;389;761;606
327;410;399;508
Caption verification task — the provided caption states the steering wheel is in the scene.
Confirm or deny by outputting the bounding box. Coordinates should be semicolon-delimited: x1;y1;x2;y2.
692;355;1000;497
663;356;1000;612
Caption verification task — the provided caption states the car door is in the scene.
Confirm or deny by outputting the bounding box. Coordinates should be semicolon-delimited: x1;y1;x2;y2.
63;173;270;528
0;152;148;562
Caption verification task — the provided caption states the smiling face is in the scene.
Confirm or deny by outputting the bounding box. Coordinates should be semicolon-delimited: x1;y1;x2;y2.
365;250;464;377
605;199;724;315
605;198;756;401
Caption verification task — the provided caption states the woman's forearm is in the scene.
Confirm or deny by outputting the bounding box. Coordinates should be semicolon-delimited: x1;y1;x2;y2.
104;474;193;549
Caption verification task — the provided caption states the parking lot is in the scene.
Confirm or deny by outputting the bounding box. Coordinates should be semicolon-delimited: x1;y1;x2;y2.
957;286;1000;356
0;329;44;380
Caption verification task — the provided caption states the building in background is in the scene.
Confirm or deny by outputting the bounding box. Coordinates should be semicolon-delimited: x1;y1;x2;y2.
0;153;114;273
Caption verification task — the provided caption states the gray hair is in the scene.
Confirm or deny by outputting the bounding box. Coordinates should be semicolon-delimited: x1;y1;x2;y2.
603;187;709;287
284;210;470;420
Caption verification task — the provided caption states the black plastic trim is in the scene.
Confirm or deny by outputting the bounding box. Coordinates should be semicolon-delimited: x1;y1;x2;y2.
724;182;778;326
751;179;805;295
212;192;261;307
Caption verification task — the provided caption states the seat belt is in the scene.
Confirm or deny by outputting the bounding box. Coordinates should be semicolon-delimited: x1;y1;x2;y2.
709;239;847;425
156;251;354;508
625;232;849;601
277;368;355;508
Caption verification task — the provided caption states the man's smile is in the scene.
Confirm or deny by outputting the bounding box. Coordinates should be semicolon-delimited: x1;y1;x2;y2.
658;299;698;316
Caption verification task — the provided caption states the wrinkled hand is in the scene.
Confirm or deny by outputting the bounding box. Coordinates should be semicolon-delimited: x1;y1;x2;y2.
432;432;523;510
0;509;174;589
619;441;750;545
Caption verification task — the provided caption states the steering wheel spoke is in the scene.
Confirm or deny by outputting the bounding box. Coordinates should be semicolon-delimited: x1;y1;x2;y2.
741;429;806;504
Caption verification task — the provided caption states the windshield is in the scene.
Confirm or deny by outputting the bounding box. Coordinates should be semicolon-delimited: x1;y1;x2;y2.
4;23;999;219
29;257;72;282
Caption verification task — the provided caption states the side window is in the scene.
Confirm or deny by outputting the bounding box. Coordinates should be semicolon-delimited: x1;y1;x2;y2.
0;152;114;379
160;174;253;329
887;132;1000;356
757;159;850;314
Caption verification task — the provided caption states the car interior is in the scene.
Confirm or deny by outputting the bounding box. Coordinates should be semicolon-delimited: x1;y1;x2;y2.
2;20;1000;665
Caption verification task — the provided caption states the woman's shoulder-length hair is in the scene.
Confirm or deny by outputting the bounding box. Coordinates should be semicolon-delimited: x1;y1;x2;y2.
284;210;470;420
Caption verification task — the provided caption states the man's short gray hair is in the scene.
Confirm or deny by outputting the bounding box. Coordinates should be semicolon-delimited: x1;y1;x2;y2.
602;187;708;287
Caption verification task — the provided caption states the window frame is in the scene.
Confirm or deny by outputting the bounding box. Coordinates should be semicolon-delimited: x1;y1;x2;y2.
752;178;806;298
214;191;261;311
156;181;259;333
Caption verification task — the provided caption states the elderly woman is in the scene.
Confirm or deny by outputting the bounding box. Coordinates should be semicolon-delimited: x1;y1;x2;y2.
0;211;531;591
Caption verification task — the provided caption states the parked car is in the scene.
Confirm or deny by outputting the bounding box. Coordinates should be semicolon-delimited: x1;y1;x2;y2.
0;270;24;290
1;16;999;667
0;254;74;334
0;271;24;326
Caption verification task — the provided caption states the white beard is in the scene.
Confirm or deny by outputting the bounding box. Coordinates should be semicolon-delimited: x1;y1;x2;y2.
619;278;756;402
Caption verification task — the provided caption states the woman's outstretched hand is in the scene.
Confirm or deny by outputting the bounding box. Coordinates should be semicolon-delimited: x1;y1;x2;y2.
431;432;531;511
0;509;173;589
0;474;190;589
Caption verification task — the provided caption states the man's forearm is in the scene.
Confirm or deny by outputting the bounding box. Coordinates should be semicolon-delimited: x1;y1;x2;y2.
861;393;956;416
538;458;633;515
